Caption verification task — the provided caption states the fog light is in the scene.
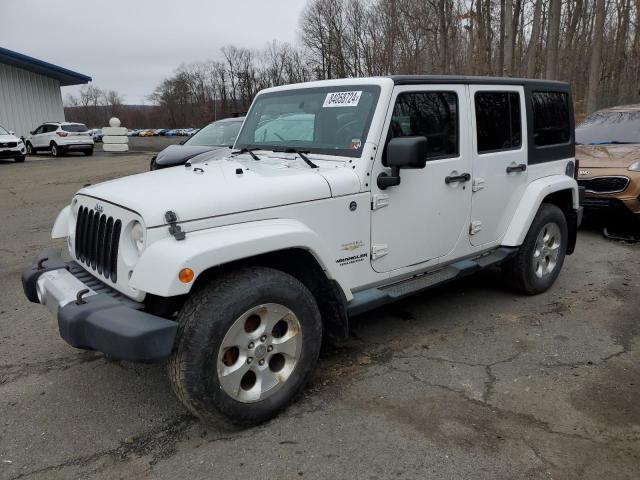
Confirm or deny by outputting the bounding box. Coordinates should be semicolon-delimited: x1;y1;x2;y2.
179;268;194;283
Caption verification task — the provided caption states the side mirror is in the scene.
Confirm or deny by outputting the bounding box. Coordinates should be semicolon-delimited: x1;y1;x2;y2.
9;130;14;135
377;136;428;189
30;131;34;135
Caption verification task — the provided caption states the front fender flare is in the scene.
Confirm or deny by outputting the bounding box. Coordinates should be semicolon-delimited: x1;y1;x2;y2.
51;205;71;239
502;176;579;247
129;219;352;300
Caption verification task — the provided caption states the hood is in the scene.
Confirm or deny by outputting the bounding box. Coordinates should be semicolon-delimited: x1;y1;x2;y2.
576;143;640;169
155;144;226;166
0;133;20;144
78;156;360;227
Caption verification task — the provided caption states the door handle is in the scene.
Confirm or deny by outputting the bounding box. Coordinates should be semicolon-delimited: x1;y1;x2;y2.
506;163;527;173
445;173;471;184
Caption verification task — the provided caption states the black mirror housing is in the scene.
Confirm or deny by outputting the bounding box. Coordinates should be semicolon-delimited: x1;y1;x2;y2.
378;136;428;189
386;136;428;169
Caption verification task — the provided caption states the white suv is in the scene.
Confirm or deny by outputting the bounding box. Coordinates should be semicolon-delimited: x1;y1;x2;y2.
23;76;583;426
26;122;94;157
0;124;26;162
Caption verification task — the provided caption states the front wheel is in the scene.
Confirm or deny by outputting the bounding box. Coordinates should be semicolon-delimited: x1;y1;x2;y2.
168;267;322;426
84;149;93;156
26;143;34;155
14;156;25;163
503;203;568;295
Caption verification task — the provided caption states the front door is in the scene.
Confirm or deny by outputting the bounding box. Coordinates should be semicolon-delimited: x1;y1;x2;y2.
370;85;472;273
468;86;528;246
31;125;46;148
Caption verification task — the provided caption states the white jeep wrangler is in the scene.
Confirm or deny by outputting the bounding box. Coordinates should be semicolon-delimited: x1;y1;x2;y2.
22;76;583;425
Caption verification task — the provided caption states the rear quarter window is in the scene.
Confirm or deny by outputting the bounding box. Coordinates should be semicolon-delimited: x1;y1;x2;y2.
62;124;89;132
532;92;570;146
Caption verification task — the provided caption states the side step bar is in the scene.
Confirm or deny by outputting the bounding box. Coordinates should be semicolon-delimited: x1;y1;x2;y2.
347;247;517;316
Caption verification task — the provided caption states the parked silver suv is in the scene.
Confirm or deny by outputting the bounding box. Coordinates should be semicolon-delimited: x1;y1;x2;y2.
26;122;94;157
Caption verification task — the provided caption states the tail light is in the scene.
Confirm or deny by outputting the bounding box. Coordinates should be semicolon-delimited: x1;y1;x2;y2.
56;131;68;137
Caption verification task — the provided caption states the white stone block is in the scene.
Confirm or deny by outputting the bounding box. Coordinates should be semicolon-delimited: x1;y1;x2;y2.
102;127;128;136
102;135;129;144
102;143;129;152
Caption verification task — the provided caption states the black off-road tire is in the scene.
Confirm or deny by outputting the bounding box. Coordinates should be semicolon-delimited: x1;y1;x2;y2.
14;156;25;163
84;149;93;156
168;267;322;427
503;203;568;295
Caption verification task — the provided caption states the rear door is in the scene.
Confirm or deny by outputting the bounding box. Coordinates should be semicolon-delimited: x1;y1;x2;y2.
469;86;528;246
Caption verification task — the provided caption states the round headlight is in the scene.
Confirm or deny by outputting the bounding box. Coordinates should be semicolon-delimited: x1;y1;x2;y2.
131;221;145;253
628;161;640;172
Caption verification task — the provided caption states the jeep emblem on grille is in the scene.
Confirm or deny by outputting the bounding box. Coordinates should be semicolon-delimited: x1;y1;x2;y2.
95;203;104;213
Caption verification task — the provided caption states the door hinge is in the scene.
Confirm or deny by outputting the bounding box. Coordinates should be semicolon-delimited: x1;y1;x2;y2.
371;193;390;210
472;178;485;192
469;221;482;235
371;244;389;260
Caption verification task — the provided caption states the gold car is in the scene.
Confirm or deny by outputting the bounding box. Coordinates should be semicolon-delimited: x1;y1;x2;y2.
575;104;640;218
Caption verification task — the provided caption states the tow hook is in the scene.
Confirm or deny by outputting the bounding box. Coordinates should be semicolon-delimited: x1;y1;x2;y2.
165;211;186;241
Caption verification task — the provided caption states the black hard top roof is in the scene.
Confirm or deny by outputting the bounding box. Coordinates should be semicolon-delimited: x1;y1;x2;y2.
389;75;569;89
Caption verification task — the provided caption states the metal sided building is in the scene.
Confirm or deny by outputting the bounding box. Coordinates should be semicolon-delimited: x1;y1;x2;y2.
0;47;91;138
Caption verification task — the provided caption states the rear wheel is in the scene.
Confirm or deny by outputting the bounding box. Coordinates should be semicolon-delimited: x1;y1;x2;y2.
51;143;62;157
168;267;322;426
503;203;568;295
14;156;25;163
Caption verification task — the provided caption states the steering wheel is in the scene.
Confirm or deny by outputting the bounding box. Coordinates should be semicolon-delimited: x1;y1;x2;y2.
335;120;362;145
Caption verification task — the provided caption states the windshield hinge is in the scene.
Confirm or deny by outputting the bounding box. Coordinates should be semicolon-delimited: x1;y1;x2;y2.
472;178;485;192
165;211;186;241
371;193;390;210
371;244;389;260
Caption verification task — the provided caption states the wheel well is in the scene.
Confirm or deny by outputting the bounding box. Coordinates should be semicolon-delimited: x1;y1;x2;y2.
192;249;349;342
50;141;57;147
542;189;578;254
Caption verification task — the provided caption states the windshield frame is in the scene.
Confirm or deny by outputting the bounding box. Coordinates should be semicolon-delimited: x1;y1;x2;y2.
234;85;381;158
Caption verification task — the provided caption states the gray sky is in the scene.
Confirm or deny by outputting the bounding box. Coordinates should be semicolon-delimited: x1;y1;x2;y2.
2;0;307;104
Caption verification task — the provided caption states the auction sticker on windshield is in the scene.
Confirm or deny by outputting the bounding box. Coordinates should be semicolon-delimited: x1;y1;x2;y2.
323;91;362;108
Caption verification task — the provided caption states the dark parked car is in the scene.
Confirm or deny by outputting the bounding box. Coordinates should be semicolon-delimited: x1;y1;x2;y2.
150;117;244;170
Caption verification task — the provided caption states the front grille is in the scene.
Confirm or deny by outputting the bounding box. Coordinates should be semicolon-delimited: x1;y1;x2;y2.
578;176;630;194
0;142;17;148
75;206;121;282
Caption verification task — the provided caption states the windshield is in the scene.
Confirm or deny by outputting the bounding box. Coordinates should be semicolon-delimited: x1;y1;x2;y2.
235;85;381;157
62;124;88;132
186;120;243;147
0;125;8;135
576;110;640;144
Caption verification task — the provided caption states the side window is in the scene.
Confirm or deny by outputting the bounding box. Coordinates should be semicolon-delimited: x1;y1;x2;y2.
46;125;58;133
34;125;45;134
388;91;458;160
532;91;570;146
475;91;521;153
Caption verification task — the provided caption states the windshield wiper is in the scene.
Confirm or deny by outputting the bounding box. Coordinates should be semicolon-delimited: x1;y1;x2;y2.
231;147;261;161
272;147;318;169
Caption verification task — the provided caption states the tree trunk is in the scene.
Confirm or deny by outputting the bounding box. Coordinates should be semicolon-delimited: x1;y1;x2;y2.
503;0;513;75
545;0;561;79
526;0;543;78
586;0;606;113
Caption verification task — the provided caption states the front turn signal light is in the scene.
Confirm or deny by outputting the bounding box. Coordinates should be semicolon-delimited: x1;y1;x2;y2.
179;268;195;283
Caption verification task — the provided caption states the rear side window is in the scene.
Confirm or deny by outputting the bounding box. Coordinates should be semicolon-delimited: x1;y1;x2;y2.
475;92;521;153
388;91;458;160
531;92;570;146
45;125;58;133
62;124;89;132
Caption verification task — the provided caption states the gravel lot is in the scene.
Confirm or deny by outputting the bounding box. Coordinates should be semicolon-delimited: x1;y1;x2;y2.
1;149;639;480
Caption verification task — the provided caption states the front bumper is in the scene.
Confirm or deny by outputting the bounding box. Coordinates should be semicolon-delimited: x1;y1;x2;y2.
0;148;25;158
22;249;177;361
